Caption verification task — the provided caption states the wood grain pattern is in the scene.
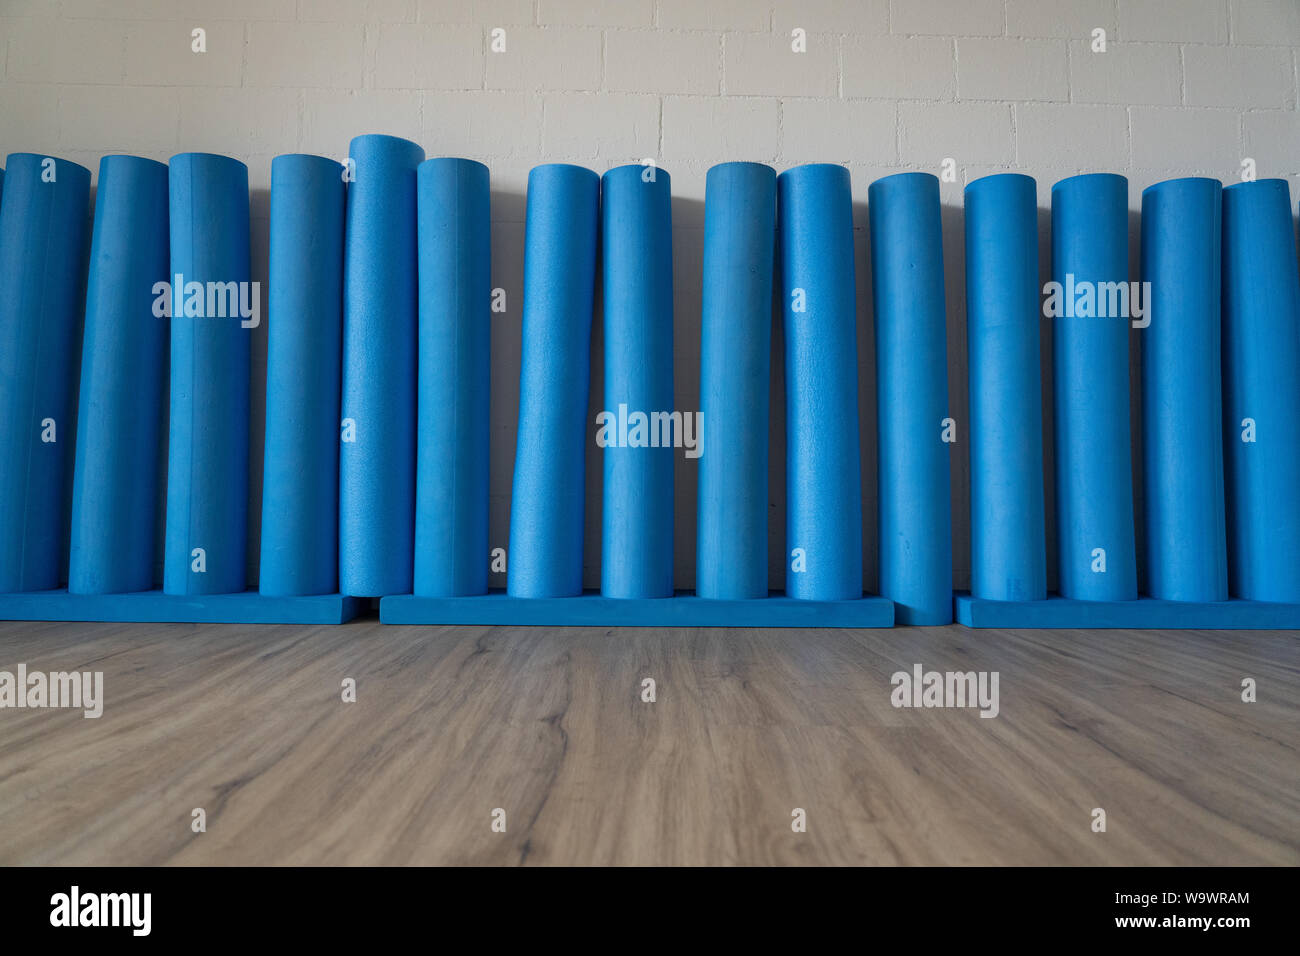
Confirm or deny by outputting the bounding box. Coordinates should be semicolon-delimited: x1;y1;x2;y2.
0;618;1295;865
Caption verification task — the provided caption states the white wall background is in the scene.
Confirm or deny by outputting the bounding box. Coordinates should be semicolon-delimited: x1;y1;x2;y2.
1;0;1298;593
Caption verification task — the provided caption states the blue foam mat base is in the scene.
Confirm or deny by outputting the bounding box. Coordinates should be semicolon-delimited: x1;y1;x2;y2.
381;590;894;627
954;591;1300;629
0;589;368;624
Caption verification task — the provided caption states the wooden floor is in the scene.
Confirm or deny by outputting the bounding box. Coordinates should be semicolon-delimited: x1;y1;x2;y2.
0;615;1295;865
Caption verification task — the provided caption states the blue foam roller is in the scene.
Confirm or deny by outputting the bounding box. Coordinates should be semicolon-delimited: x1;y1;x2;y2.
965;173;1046;603
1050;173;1137;601
259;154;345;597
507;164;599;598
600;164;674;599
1221;178;1300;602
68;156;169;595
778;164;863;601
414;158;491;597
1141;177;1228;603
869;172;953;624
696;162;775;600
339;134;424;597
164;153;251;596
0;153;91;592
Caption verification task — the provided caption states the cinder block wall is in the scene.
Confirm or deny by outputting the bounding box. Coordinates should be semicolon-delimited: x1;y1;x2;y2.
2;0;1297;592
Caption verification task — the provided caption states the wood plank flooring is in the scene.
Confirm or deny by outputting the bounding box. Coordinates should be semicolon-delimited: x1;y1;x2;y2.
0;617;1295;865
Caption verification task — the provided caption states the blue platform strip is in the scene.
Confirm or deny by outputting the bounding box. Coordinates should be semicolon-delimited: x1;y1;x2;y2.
507;164;600;598
1222;179;1300;603
340;134;425;597
382;591;892;627
954;592;1300;630
0;590;367;624
965;174;1046;604
1051;173;1137;602
260;154;346;597
600;164;675;599
0;154;91;593
869;172;953;624
68;156;170;595
164;153;251;596
778;164;863;601
696;162;775;600
1141;177;1228;603
414;158;491;597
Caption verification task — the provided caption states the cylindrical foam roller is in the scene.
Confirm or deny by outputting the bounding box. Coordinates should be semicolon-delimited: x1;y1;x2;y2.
259;154;346;597
1221;178;1300;602
778;163;863;601
869;172;953;624
1141;177;1227;603
600;164;675;599
1050;173;1137;601
507;164;599;598
339;134;424;597
696;161;775;600
0;153;91;593
68;155;169;595
965;173;1046;603
414;157;491;598
164;153;251;596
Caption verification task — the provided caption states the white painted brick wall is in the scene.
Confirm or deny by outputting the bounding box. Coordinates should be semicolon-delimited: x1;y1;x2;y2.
900;101;1015;166
485;26;602;90
780;98;895;164
724;30;839;97
1068;40;1182;106
1119;0;1230;43
605;28;720;95
0;0;1296;592
125;20;244;86
841;35;956;100
956;38;1070;102
1006;0;1116;39
1183;45;1295;108
246;21;366;88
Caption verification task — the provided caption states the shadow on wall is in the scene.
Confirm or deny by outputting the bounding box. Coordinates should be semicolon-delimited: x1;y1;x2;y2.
190;183;1204;595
